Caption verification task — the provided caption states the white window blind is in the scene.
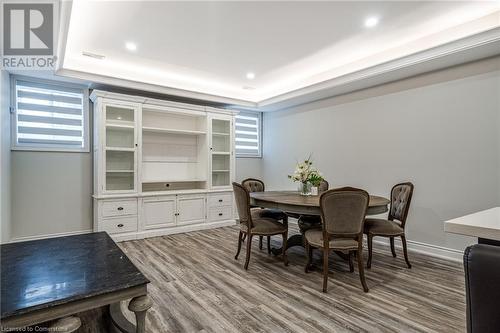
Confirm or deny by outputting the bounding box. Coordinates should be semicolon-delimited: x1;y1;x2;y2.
235;111;261;157
11;77;89;152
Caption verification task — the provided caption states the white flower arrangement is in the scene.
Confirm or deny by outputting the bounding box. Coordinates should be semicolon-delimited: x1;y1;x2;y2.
288;156;324;186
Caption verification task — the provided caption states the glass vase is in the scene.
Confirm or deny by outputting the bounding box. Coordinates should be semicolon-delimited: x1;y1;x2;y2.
299;182;312;196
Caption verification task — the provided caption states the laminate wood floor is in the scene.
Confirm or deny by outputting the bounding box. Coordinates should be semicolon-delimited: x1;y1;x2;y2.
116;224;466;333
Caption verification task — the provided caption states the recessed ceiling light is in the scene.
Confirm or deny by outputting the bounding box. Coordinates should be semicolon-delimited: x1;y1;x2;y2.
125;42;137;51
364;17;379;28
246;72;255;80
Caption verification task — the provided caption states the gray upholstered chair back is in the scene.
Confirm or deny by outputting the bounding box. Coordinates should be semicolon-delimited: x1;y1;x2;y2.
319;180;329;193
232;182;252;228
241;178;265;193
389;182;414;227
320;187;369;235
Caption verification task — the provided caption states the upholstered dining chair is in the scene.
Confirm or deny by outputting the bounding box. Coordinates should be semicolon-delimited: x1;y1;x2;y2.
241;178;288;253
233;182;288;270
304;187;369;293
297;180;329;232
364;182;414;269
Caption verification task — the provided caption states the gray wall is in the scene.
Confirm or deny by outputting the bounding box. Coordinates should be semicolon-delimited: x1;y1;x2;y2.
236;158;262;182
11;151;93;240
6;57;500;251
1;70;11;243
9;155;257;240
261;57;500;251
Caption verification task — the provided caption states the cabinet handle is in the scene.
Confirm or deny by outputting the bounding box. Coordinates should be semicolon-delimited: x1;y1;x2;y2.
117;207;124;211
117;224;124;228
218;199;223;202
218;213;223;216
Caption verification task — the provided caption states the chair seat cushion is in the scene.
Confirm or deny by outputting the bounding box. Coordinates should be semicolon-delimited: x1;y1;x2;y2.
297;215;322;232
251;208;286;220
304;229;358;250
260;208;287;220
241;217;287;235
364;218;403;236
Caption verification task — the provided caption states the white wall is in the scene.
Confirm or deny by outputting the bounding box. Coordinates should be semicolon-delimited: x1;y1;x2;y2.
236;157;262;182
261;57;500;251
0;70;11;243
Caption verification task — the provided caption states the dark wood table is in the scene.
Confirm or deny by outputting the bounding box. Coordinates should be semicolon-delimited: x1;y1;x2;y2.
250;191;390;255
0;232;151;332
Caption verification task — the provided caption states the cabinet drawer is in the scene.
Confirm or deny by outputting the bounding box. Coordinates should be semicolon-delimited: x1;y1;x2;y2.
209;206;233;222
101;199;137;217
208;193;233;208
100;216;138;234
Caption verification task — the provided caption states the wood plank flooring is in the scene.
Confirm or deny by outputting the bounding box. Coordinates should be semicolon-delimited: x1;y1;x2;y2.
116;223;466;333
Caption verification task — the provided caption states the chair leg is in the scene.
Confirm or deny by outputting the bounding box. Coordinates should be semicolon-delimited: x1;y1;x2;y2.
348;251;354;273
282;231;288;266
322;247;329;293
401;235;412;268
267;236;271;254
390;237;397;257
244;234;253;270
235;231;243;260
305;240;313;273
367;234;373;269
357;248;369;292
259;236;263;250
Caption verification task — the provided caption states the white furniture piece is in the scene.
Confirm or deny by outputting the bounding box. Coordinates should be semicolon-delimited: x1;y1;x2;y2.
91;90;237;241
444;207;500;245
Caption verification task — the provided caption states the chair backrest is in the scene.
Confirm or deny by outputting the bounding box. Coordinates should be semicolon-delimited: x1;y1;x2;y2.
320;187;369;236
241;178;265;193
232;182;252;228
464;244;500;333
319;179;329;193
388;182;414;227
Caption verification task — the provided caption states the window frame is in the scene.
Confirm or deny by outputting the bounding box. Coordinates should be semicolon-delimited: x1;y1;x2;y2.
235;110;262;158
10;75;90;153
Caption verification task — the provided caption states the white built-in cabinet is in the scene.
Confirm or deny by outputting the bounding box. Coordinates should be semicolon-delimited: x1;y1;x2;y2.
91;90;237;241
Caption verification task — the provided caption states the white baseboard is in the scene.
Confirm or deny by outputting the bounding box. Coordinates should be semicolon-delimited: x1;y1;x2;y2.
373;238;464;263
112;219;238;242
7;221;238;243
9;229;93;243
6;221;463;263
288;219;463;263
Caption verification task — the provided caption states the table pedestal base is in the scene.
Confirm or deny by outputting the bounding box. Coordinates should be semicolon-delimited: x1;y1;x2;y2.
270;233;350;260
270;234;303;255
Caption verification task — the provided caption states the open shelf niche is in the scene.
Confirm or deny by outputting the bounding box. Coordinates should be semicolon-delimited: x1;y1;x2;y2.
141;107;208;192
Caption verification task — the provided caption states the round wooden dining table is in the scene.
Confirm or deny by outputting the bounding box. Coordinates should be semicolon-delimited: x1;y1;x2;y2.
249;191;390;255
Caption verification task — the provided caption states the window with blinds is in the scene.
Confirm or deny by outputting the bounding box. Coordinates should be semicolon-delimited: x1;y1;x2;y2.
235;111;261;157
11;77;89;152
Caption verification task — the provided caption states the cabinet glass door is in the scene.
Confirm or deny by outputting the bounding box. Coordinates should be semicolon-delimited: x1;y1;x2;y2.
211;118;231;187
104;104;137;192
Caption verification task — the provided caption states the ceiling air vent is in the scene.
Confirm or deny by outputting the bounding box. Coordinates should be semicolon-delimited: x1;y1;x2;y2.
82;51;105;60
